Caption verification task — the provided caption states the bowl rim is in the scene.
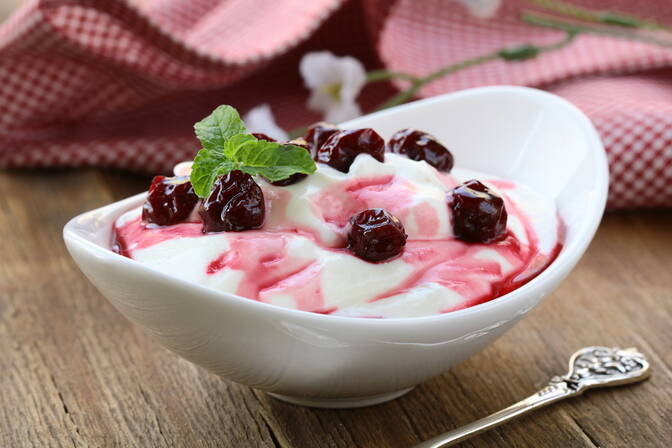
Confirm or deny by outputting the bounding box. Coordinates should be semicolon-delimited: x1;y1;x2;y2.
64;85;608;327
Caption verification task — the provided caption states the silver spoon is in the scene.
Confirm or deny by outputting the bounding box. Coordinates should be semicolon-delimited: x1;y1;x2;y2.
414;346;650;448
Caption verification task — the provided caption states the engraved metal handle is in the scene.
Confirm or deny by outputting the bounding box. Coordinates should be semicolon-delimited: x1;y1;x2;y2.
413;346;650;448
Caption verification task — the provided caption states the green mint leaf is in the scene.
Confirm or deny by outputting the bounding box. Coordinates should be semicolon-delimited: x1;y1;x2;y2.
194;105;247;151
235;142;317;182
224;133;259;159
498;44;540;61
190;130;317;198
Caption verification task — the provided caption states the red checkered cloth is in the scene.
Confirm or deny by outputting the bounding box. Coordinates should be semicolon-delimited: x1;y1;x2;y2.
0;0;670;209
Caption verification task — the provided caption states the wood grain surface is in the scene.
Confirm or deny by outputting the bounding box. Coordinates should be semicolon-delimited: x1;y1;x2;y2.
1;169;671;447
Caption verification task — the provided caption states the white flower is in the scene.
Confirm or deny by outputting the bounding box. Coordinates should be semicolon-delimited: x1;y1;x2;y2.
299;51;366;123
243;104;289;141
457;0;501;19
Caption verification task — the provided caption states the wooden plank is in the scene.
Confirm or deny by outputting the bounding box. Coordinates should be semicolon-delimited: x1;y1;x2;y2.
1;170;670;447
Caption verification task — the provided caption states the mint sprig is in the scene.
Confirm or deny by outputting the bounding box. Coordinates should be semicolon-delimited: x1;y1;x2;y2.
190;105;316;198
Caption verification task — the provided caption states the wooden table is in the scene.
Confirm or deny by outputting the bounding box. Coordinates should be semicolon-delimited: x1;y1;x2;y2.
1;169;671;447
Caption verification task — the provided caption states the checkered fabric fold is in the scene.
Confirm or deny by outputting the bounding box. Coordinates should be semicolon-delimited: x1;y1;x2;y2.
1;0;670;208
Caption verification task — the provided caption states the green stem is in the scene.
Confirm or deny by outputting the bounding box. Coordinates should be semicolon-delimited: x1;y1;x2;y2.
365;70;419;84
375;30;576;111
527;0;603;23
522;11;672;48
375;53;500;111
526;0;672;32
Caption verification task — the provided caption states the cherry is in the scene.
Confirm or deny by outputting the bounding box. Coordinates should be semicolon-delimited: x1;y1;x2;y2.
317;128;385;173
388;129;454;172
142;176;198;226
347;208;407;262
199;170;265;232
304;122;338;157
447;180;507;243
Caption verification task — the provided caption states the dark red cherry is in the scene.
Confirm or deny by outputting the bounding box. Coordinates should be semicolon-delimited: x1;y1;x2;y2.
268;141;311;187
142;176;198;226
199;170;265;232
252;133;276;142
388;129;454;172
347;208;407;262
447;180;507;243
304;122;338;157
317;128;385;173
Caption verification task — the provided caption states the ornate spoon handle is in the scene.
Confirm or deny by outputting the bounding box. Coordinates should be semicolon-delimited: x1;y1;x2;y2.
413;346;650;448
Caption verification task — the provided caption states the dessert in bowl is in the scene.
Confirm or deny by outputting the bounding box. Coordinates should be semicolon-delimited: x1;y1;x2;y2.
64;86;607;408
114;146;561;318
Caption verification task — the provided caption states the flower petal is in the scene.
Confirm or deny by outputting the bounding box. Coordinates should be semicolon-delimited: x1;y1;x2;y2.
335;56;366;104
243;104;289;141
300;51;343;89
300;51;366;123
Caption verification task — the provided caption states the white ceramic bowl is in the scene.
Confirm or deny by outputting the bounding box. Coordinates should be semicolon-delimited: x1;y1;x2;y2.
64;86;608;408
